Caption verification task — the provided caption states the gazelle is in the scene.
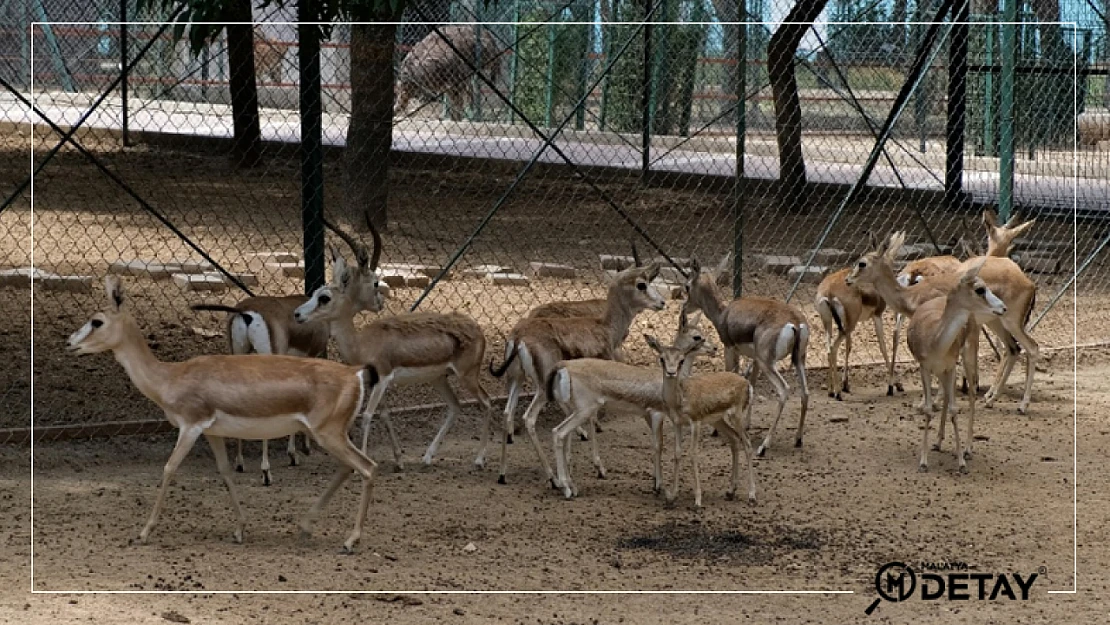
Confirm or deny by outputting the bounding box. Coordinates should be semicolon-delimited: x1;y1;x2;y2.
489;261;667;486
814;268;889;400
905;259;1006;472
648;332;757;507
293;252;494;470
191;220;383;485
68;277;381;552
682;256;810;457
848;232;1039;414
547;310;717;498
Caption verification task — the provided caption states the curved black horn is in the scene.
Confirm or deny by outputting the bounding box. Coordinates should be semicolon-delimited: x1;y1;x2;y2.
630;239;642;267
322;217;369;268
367;220;383;271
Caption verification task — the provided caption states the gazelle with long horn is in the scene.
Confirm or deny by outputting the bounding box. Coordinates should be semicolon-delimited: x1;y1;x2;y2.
682;256;810;457
489;261;667;487
904;259;1007;472
547;310;717;498
68;277;382;552
293;251;495;470
190;220;384;484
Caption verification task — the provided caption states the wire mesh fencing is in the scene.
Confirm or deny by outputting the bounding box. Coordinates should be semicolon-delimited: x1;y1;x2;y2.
4;2;1109;436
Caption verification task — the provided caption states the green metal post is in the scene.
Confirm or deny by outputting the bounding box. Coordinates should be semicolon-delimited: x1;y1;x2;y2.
999;0;1017;221
509;7;520;124
33;0;75;92
544;23;556;127
733;12;747;299
983;23;995;156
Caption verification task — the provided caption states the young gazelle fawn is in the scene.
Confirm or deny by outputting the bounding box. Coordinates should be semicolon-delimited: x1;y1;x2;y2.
191;220;383;484
905;260;1006;472
647;330;757;507
814;268;889;400
682;257;809;457
489;262;667;486
547;310;717;498
293;251;494;469
68;277;381;552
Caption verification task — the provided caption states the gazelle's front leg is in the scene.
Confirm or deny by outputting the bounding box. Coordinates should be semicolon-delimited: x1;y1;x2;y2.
941;369;966;473
872;314;892;394
690;421;703;508
665;411;684;504
140;424;203;544
206;434;246;543
890;313;905;395
234;438;245;473
260;439;272;486
287;435;299;467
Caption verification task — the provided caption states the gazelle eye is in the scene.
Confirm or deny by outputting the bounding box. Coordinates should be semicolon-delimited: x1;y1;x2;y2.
637;282;647;291
318;294;331;305
90;319;103;328
858;261;866;268
975;287;986;295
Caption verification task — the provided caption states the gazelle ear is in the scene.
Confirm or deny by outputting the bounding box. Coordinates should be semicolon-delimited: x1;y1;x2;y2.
104;275;124;311
961;257;988;282
678;307;689;330
328;243;343;265
686;310;703;327
330;254;349;288
983;208;999;229
884;231;906;262
1009;219;1036;238
644;261;661;281
644;334;663;354
868;230;879;251
688;256;701;277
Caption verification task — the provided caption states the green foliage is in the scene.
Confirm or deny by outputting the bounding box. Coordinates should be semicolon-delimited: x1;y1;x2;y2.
511;3;591;127
602;0;646;133
651;1;707;136
134;0;403;57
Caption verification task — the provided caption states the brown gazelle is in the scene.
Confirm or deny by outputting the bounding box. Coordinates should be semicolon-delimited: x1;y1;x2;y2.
293;251;494;469
648;331;757;507
814;268;889;400
546;310;717;498
905;259;1006;472
489;261;667;487
848;231;1040;414
68;277;381;552
682;256;810;457
191;220;384;484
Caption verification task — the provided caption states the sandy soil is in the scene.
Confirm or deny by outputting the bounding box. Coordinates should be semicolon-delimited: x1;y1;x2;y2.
3;345;1105;623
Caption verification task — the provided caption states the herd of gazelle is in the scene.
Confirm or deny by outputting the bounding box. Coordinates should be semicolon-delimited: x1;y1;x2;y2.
65;209;1039;549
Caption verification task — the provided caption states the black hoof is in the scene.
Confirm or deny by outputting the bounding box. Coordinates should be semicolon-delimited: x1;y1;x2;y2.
506;434;514;445
834;393;842;401
886;386;894;396
895;383;905;392
828;391;836;398
597;470;606;480
289;456;298;467
549;478;560;490
497;475;507;485
235;465;244;473
262;472;272;487
710;429;719;438
724;491;736;501
578;432;589;442
756;447;767;458
794;438;803;448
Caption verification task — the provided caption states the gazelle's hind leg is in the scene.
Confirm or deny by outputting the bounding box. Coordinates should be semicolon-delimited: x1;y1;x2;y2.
872;314;892;394
307;424;378;553
422;378;464;465
754;356;790;457
235;439;245;473
259;439;272;486
517;346;558;487
458;370;495;468
890;313;905;395
941;368;966;473
840;331;852;395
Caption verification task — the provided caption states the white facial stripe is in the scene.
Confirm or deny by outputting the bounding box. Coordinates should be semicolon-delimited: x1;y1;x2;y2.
896;274;911;287
68;322;94;346
984;288;1005;311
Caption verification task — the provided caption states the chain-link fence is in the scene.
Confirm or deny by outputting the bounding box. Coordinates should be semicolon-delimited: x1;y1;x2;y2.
4;1;1109;436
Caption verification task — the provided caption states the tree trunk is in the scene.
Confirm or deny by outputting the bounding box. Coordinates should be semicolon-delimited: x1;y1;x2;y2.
225;0;262;168
1030;0;1067;62
768;0;829;212
345;23;397;231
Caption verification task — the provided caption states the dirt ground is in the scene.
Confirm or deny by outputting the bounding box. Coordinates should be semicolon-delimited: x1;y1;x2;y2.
4;342;1105;623
3;123;1106;623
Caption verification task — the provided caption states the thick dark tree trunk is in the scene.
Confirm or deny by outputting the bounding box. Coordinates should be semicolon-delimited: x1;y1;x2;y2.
225;0;262;168
767;0;829;212
345;23;397;231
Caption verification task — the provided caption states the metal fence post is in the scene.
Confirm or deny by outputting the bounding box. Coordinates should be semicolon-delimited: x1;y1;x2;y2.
999;0;1018;221
641;0;653;180
944;0;969;210
120;0;129;147
298;8;326;296
733;15;747;299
